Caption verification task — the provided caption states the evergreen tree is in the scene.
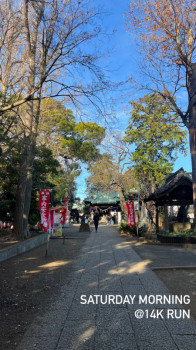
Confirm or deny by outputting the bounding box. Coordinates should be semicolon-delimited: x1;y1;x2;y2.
124;93;187;191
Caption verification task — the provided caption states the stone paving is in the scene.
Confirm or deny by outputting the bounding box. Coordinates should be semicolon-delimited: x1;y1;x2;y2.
16;225;196;350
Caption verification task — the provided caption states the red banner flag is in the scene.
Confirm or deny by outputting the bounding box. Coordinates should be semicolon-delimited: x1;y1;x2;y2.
39;190;50;231
126;201;136;226
50;209;54;232
60;197;68;225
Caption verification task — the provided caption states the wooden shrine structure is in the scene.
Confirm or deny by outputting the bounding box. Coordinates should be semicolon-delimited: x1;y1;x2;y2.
144;168;193;232
84;192;120;214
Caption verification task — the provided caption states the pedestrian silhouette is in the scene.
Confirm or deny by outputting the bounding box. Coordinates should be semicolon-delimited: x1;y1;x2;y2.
93;212;99;232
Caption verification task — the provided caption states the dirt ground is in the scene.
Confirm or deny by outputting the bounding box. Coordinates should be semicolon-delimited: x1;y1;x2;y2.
155;268;196;318
0;228;89;350
0;229;22;250
0;229;41;250
131;239;196;321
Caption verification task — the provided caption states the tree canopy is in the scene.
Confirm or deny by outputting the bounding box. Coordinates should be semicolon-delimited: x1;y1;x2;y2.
124;93;187;190
0;98;105;228
38;99;105;163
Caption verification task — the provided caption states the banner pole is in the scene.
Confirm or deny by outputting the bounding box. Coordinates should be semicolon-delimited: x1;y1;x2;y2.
45;208;51;257
45;231;50;257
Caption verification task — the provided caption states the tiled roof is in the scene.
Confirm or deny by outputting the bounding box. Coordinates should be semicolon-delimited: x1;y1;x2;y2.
84;191;120;204
145;168;192;202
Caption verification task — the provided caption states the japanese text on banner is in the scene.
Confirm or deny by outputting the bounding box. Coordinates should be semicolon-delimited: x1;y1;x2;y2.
39;190;50;231
60;197;68;225
126;201;136;226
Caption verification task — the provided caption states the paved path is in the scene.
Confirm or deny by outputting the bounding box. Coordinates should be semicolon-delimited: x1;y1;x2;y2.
16;226;196;350
133;243;196;269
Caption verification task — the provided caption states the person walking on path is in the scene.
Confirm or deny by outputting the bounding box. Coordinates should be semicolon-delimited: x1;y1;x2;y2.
93;211;99;232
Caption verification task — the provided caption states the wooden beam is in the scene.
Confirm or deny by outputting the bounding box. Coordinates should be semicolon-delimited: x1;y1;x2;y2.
164;204;169;232
156;207;159;234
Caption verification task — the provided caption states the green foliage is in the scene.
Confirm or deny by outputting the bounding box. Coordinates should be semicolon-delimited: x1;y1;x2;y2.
39;99;105;163
0;144;63;225
32;146;60;189
0;138;21;221
119;223;147;236
119;223;137;235
29;146;80;225
0;199;15;222
74;122;105;146
124;93;187;187
0;98;105;226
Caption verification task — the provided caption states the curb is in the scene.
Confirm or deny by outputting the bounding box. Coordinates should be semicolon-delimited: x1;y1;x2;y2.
0;233;48;263
152;265;196;270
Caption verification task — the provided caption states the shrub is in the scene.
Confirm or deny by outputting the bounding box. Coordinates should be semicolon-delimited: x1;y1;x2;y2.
119;223;137;235
119;223;147;237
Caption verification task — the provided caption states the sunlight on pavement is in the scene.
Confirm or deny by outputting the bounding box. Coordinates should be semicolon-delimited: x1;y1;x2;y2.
115;242;135;249
23;260;70;274
75;268;85;273
39;260;70;270
115;240;148;248
80;327;95;341
132;241;147;246
108;260;151;275
25;270;40;274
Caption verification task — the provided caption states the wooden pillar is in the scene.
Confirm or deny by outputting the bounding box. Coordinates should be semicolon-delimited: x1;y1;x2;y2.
164;204;169;232
156;206;159;234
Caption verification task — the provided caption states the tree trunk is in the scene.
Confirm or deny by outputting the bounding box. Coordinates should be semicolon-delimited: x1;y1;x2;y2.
189;128;196;228
144;182;156;230
188;63;196;229
13;134;30;239
13;1;44;239
22;140;36;238
23;97;42;238
117;186;128;222
13;96;34;239
164;204;169;232
155;206;159;234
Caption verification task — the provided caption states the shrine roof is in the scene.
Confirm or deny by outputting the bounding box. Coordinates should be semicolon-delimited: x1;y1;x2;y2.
145;168;193;205
84;191;120;204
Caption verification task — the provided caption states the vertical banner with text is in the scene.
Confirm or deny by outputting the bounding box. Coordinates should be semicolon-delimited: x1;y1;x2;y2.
39;190;50;231
126;201;136;226
60;197;68;225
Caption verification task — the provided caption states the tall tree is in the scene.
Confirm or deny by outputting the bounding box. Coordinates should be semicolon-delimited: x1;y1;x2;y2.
127;0;196;225
0;0;109;239
124;93;187;226
124;93;187;190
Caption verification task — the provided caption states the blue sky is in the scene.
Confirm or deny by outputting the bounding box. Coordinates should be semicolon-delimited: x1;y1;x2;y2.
75;0;192;200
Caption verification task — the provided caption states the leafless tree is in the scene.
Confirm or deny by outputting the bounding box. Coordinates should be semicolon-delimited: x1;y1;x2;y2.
127;0;196;226
0;0;112;238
